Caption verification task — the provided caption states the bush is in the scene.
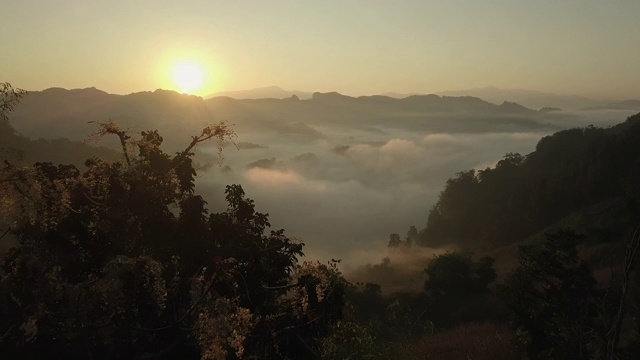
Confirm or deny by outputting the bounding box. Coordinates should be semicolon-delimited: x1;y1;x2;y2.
0;120;347;359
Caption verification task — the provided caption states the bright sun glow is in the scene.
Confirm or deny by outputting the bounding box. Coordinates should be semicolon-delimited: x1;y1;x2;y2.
171;61;205;94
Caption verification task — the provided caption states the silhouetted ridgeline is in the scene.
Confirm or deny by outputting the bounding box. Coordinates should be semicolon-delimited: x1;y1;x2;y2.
10;87;559;149
0;113;118;166
9;88;213;151
437;86;605;110
418;112;640;249
584;99;640;111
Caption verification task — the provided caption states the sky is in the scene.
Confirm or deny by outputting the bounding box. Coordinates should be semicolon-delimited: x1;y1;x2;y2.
2;0;640;99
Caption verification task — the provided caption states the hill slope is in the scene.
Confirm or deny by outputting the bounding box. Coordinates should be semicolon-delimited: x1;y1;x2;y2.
418;112;640;250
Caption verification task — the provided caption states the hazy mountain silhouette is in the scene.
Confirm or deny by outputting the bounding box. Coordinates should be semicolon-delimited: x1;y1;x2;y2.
206;91;554;134
216;85;629;112
1;108;118;167
209;91;537;114
10;87;216;151
438;86;603;110
583;99;640;111
208;86;313;100
11;87;565;152
378;92;423;98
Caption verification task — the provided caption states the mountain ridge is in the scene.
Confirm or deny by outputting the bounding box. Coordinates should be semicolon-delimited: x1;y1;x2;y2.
9;86;562;153
583;99;640;111
207;86;313;100
437;86;606;110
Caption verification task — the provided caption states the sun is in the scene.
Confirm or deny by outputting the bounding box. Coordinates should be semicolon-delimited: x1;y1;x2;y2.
171;61;205;94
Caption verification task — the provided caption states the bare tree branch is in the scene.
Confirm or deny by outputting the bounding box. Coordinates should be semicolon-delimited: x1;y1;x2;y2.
87;121;132;166
172;122;236;168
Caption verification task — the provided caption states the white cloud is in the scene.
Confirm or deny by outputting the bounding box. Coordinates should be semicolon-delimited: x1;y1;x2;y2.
244;167;327;193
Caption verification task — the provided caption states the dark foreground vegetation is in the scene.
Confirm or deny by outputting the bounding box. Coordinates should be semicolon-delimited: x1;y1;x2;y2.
2;83;640;359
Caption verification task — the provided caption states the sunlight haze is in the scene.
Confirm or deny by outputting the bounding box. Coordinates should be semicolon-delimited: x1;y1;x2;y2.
2;0;640;99
4;1;640;356
171;61;206;94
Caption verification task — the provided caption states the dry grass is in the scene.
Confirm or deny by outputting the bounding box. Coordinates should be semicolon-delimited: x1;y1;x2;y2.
401;322;522;360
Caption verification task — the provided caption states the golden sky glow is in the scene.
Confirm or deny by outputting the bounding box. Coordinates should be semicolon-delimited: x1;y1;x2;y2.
2;1;640;99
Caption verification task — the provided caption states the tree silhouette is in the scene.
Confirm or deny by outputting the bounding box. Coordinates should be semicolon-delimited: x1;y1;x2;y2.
499;230;602;359
0;100;347;358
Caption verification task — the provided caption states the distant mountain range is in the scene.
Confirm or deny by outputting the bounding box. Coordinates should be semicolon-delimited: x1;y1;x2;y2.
583;99;640;111
207;85;640;111
379;92;422;99
10;86;600;152
207;86;313;100
436;86;606;110
10;87;215;151
13;88;545;138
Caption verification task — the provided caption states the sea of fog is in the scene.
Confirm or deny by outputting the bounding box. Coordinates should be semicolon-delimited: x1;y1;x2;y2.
194;109;636;266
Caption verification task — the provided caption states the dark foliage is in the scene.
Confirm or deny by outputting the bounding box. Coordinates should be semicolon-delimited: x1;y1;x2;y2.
0;108;347;359
419;113;640;249
499;230;606;359
423;252;503;328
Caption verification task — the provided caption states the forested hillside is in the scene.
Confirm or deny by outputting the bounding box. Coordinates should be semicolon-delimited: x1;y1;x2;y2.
352;112;640;359
419;113;640;250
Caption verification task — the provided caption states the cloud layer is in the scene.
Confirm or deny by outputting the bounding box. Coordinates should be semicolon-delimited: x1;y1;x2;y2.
195;124;556;267
186;109;633;274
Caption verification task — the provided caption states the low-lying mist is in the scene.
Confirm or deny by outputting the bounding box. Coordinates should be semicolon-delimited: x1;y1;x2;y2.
193;109;635;281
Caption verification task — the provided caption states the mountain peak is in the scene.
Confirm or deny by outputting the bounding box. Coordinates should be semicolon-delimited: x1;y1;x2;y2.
498;100;532;112
311;91;352;101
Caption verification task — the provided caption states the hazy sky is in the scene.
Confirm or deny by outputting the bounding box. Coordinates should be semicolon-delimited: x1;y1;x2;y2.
2;0;639;98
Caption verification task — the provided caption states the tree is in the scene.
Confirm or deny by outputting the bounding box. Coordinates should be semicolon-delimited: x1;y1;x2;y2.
0;111;347;358
387;233;401;248
424;251;496;298
0;83;26;122
499;230;602;359
387;228;416;250
420;170;481;248
423;251;497;327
